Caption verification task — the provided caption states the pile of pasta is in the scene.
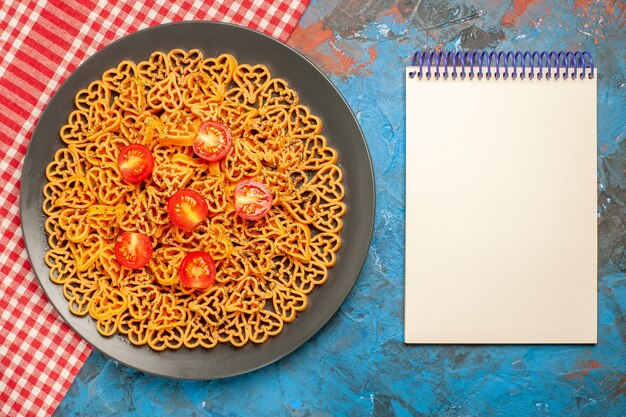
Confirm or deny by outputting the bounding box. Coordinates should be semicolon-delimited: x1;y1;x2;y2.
43;49;346;350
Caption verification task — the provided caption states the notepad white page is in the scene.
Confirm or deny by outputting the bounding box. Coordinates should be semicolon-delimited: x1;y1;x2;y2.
405;69;597;344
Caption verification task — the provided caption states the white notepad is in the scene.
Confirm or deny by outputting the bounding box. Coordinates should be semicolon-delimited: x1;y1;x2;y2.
405;55;597;344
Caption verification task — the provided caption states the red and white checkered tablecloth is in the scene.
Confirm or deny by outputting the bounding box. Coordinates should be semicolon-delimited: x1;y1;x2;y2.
0;1;309;416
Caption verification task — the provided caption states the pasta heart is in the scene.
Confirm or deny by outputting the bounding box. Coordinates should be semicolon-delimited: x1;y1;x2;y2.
84;133;127;166
222;140;262;182
97;243;127;285
127;288;159;321
86;204;126;220
275;223;311;262
89;279;128;321
45;246;77;284
137;51;170;85
86;164;135;205
242;238;274;276
288;105;322;139
183;71;222;107
167;48;203;86
230;64;271;105
58;208;90;243
146;186;170;226
46;146;84;182
258;78;298;108
150;324;186;351
312;201;347;234
243;125;291;168
86;205;124;241
271;284;308;323
188;178;227;215
279;188;321;225
250;106;290;148
73;234;105;272
184;312;219;349
102;60;138;92
119;112;161;145
266;255;297;287
118;313;151;346
75;80;110;112
86;101;121;139
171;220;208;248
158;110;198;146
200;53;237;89
308;164;345;203
55;175;96;209
292;260;329;294
249;310;283;344
148;294;187;331
122;275;159;321
120;193;153;236
152;161;195;190
43;184;65;216
112;77;146;115
148;246;186;286
62;276;97;316
188;286;228;326
60;110;90;147
146;73;183;113
300;135;338;170
203;225;234;261
216;311;250;347
225;277;265;314
96;315;121;337
310;232;342;267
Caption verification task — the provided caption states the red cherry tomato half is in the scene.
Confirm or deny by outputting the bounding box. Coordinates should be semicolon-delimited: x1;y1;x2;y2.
193;120;233;162
167;189;209;230
179;251;216;289
117;144;154;183
234;179;273;221
114;231;153;269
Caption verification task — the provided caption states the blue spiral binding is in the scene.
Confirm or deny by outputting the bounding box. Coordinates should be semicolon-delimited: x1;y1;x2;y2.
408;50;594;80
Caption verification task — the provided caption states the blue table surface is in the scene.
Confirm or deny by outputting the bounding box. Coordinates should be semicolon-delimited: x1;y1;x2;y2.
55;1;626;416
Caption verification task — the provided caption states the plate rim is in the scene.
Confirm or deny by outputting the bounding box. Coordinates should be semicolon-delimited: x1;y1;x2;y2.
19;20;375;380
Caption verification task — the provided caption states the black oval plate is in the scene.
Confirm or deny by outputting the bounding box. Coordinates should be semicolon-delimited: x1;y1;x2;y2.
20;21;374;379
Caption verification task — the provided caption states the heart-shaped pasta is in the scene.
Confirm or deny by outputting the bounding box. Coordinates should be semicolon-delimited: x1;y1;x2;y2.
43;50;345;350
288;105;322;138
75;80;110;112
137;51;170;85
146;73;183;113
271;283;308;323
184;312;220;348
60;110;90;148
249;310;283;344
89;279;128;321
46;147;85;182
55;176;96;209
200;53;237;90
167;48;203;86
258;78;299;108
230;64;271;105
86;101;121;139
45;245;77;284
112;77;146;115
102;60;138;91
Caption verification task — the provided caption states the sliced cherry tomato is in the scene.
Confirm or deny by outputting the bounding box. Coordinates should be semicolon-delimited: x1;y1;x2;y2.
117;144;154;183
114;231;153;269
193;120;233;162
167;189;209;230
234;179;273;221
179;251;216;289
